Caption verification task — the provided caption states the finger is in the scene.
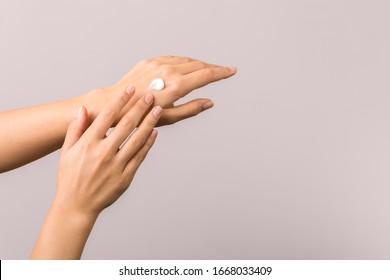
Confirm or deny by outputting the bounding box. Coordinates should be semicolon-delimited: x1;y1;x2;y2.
152;56;194;65
117;106;161;162
122;129;158;180
157;98;214;126
86;86;135;139
174;60;221;75
62;106;89;154
181;67;237;94
107;93;155;149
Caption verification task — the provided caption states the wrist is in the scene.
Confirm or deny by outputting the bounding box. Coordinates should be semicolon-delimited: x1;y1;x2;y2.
30;198;99;259
50;197;99;230
79;87;110;121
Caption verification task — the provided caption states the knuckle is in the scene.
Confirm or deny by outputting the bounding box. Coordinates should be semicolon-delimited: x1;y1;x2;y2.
96;145;114;164
121;174;135;188
118;180;130;193
132;133;147;148
144;137;155;150
133;151;146;165
147;60;160;69
195;61;207;68
118;116;136;130
141;58;153;65
169;81;183;102
101;109;115;121
160;65;174;76
146;114;158;127
202;68;214;80
200;61;208;68
189;103;202;116
171;80;183;93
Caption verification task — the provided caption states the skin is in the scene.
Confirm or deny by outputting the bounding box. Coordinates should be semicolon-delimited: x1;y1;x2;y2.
0;56;236;173
30;86;160;259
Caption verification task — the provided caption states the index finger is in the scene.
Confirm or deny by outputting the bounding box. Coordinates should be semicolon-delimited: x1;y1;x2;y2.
180;67;237;96
85;86;135;139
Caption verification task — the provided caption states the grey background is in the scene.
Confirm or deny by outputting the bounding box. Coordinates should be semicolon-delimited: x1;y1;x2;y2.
1;0;390;259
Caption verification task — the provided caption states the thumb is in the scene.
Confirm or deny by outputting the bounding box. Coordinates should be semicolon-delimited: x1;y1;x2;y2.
157;98;214;126
62;106;88;153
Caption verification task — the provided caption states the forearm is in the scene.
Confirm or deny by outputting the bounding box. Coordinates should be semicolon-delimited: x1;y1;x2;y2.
30;200;98;260
0;89;105;173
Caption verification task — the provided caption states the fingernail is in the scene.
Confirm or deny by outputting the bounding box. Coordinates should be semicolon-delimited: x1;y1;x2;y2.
202;101;214;110
150;130;158;139
76;106;83;119
229;67;237;73
152;106;162;118
125;85;135;96
144;93;154;104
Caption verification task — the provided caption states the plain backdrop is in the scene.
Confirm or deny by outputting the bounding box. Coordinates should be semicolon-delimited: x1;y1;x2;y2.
1;0;390;259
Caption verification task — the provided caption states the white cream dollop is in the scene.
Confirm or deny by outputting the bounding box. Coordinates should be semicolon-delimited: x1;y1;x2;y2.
148;78;165;91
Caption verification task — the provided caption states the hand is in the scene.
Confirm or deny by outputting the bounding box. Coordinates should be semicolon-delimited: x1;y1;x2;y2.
31;85;160;259
88;56;237;126
56;85;160;218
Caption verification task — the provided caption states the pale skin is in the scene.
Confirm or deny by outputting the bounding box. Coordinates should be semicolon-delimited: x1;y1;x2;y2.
31;86;161;259
0;56;236;172
1;55;236;259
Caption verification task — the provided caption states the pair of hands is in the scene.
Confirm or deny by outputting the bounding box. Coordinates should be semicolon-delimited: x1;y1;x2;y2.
31;87;163;259
30;56;236;259
60;56;237;217
55;56;236;221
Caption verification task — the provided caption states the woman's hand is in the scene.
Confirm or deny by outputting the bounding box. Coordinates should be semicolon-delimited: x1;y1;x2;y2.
89;56;237;126
57;86;160;217
30;85;160;259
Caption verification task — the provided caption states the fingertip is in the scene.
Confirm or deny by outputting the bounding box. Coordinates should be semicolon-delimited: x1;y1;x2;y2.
202;100;214;111
76;106;89;124
76;106;83;119
150;129;158;140
73;106;90;134
125;85;135;96
144;93;154;105
152;106;162;119
79;105;87;117
63;106;88;152
229;67;237;74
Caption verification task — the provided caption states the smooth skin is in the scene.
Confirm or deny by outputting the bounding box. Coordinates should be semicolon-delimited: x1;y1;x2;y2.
30;86;160;259
0;56;236;172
